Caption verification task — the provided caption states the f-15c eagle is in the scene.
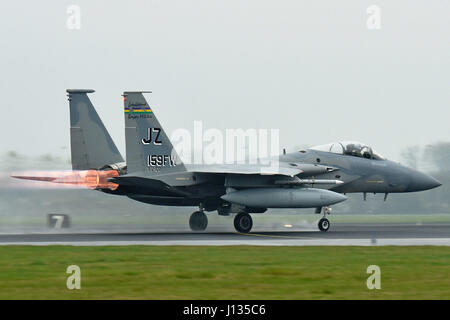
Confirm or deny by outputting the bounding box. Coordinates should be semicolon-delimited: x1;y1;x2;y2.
14;89;441;233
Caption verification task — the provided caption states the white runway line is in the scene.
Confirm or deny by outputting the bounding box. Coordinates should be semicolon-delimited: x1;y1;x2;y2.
1;238;450;246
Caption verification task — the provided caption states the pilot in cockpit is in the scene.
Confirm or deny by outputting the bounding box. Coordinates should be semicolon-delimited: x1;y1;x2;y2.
310;141;385;160
344;143;372;159
344;143;361;157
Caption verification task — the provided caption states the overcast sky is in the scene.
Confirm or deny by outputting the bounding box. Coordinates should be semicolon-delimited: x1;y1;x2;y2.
0;0;448;161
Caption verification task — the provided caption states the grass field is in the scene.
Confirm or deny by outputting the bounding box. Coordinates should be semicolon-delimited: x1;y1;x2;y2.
0;246;449;299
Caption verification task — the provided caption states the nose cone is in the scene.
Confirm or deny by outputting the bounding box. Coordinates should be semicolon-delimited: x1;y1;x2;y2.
408;171;442;192
332;192;348;205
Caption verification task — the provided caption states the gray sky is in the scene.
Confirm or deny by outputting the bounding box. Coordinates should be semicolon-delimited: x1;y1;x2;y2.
0;0;448;161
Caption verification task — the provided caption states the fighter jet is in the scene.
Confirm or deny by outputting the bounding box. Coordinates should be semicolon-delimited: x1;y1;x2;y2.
14;89;442;233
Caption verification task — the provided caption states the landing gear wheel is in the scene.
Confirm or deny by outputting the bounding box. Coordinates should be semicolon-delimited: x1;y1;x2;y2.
189;211;208;231
234;213;253;233
318;218;330;232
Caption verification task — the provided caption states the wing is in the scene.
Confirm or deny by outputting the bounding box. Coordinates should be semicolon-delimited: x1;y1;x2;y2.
185;162;336;177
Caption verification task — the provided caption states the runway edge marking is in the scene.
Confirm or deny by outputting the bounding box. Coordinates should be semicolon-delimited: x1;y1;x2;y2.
1;238;450;246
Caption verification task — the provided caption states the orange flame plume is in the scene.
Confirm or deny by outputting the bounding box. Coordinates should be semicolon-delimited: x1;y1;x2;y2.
11;170;119;190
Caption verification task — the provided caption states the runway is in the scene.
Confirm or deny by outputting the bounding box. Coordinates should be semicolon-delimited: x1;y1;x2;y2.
0;223;449;246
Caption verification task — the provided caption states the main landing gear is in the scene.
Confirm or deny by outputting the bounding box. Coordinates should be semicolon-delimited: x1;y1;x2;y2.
189;209;254;233
189;211;208;231
234;212;253;233
317;206;332;232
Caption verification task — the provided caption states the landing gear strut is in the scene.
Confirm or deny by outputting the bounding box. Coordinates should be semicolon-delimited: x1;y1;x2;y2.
318;206;331;232
189;211;208;231
234;212;253;233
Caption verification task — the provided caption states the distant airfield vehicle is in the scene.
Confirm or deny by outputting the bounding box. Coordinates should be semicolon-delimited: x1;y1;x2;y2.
14;90;442;233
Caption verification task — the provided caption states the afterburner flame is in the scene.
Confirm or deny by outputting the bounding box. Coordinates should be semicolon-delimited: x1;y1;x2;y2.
83;170;119;190
11;170;119;190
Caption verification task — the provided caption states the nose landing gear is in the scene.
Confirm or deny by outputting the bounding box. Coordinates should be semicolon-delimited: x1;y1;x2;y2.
318;217;330;232
317;206;332;232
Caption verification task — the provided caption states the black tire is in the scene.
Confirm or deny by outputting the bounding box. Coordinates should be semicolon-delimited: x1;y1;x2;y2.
189;211;208;231
318;218;330;232
234;213;253;233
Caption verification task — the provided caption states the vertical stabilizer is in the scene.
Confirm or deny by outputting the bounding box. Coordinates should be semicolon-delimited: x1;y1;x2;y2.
123;91;185;175
67;89;124;170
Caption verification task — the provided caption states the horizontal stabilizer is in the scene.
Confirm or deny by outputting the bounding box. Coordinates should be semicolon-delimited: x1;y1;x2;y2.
109;176;191;197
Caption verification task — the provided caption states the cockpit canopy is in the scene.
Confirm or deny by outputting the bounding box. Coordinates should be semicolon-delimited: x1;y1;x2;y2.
309;141;385;160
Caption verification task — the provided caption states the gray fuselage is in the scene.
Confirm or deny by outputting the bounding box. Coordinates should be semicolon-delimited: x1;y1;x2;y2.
110;148;441;212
